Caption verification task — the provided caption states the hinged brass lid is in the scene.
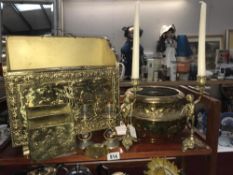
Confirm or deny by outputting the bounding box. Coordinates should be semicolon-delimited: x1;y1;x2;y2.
5;36;117;71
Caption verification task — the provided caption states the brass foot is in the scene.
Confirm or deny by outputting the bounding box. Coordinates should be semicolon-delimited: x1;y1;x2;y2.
122;127;137;150
104;128;119;149
77;132;93;150
182;136;195;152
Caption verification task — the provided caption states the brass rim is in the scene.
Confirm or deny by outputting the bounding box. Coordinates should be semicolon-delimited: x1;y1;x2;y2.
127;86;185;104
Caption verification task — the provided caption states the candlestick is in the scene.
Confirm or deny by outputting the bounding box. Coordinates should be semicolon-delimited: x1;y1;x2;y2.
197;1;207;76
131;1;140;80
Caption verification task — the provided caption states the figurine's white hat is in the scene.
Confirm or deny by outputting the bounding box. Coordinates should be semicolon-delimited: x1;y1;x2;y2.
160;24;176;36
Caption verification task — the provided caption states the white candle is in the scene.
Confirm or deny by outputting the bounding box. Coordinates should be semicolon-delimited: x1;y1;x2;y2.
131;1;140;80
197;1;207;76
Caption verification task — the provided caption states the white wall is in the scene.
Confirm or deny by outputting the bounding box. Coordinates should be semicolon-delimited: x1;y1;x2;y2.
63;0;233;56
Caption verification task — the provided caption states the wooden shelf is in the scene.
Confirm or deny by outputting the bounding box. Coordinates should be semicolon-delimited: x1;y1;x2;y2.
0;84;220;175
0;133;211;166
120;79;233;87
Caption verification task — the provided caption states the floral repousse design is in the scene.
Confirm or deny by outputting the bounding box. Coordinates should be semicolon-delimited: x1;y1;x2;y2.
4;66;119;150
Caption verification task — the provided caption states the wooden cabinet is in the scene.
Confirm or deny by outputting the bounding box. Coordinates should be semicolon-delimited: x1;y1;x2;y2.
0;82;221;175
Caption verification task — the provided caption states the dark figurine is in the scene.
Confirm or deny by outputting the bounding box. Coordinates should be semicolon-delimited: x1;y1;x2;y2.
121;26;144;80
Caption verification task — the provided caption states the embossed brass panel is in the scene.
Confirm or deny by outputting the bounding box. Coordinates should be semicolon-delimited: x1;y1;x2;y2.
3;36;119;160
28;123;76;161
27;104;72;130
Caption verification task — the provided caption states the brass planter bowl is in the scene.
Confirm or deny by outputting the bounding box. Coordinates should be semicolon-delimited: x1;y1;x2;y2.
128;86;186;138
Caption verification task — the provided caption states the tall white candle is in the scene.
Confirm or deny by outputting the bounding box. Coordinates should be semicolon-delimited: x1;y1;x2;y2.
197;1;207;76
131;1;140;80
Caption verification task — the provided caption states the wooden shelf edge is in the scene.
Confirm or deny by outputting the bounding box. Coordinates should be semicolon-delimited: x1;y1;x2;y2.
0;146;212;166
120;79;233;87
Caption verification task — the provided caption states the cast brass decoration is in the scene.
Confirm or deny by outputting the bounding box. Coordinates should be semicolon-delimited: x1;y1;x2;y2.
145;158;180;175
4;68;119;146
27;166;57;175
121;127;137;150
3;36;119;160
122;86;186;139
182;76;206;152
28;123;76;161
129;86;186;122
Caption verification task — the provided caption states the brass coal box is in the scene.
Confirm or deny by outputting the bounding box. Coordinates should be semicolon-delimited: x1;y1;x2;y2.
3;36;119;160
127;86;186;140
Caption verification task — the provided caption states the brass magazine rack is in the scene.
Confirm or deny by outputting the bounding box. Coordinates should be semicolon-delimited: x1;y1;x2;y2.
3;36;119;160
